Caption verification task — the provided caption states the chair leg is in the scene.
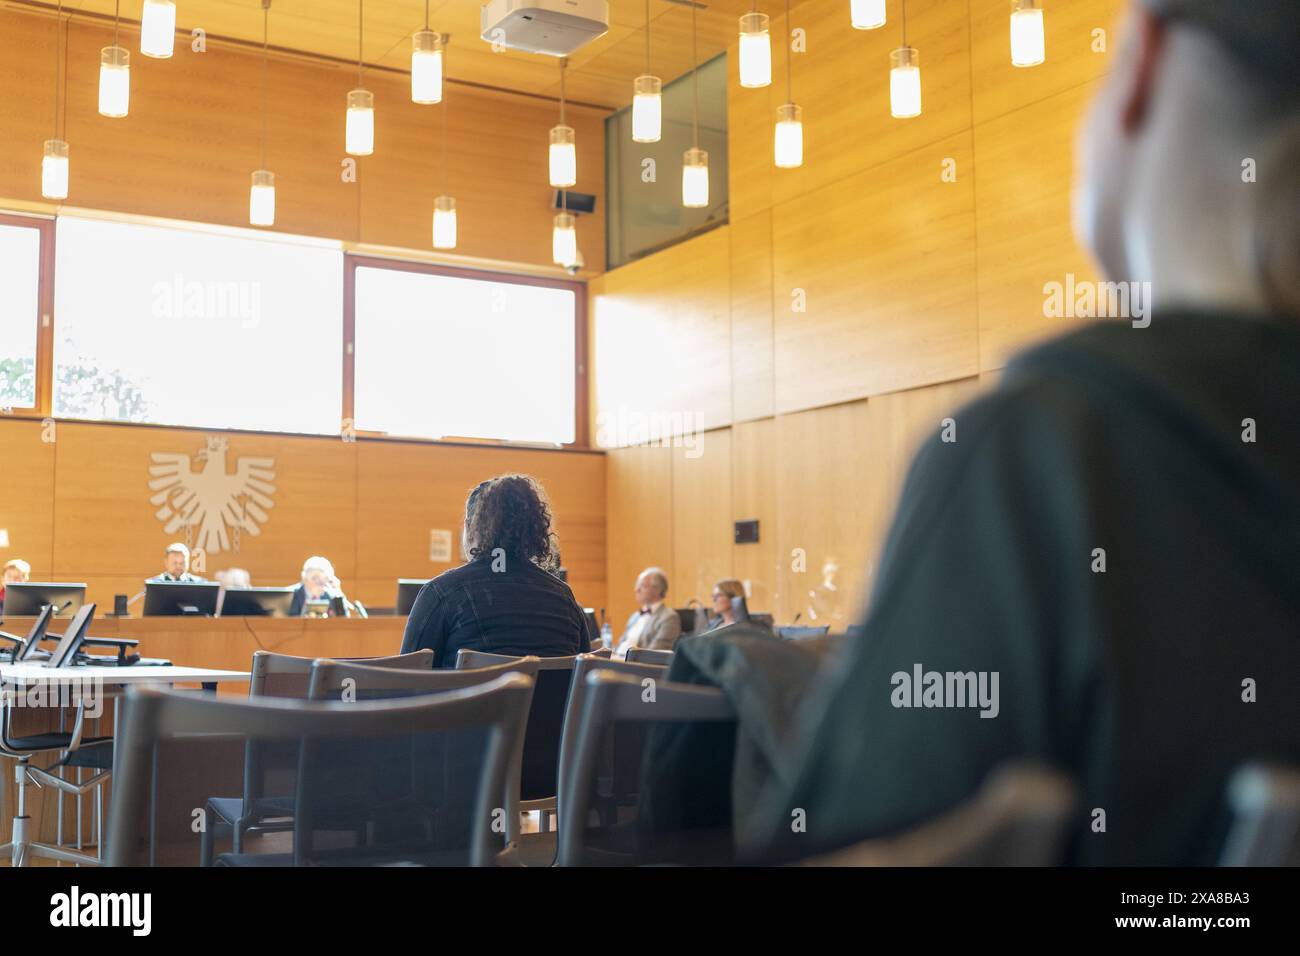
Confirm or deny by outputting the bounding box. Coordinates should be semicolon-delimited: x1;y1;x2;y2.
96;784;105;863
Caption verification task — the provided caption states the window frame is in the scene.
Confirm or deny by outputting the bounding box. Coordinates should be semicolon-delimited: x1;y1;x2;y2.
344;254;589;449
0;207;592;450
0;212;55;418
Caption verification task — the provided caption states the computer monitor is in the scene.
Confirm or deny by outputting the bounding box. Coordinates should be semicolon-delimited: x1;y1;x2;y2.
143;581;221;617
583;608;599;645
46;603;96;668
396;578;431;616
730;594;751;623
218;586;295;618
12;604;56;661
3;582;87;618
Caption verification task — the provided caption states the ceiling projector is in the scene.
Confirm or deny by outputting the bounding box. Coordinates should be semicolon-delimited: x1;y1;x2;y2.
480;0;610;57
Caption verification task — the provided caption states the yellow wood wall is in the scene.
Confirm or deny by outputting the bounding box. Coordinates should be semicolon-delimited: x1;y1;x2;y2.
0;418;606;616
0;6;606;272
595;0;1122;626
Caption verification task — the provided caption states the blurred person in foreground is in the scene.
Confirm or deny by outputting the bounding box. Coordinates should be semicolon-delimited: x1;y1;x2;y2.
751;0;1300;866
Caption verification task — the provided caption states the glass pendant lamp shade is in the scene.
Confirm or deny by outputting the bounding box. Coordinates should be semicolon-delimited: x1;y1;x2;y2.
682;146;709;208
1010;0;1046;67
851;0;886;30
249;169;275;226
631;74;662;143
432;195;457;249
42;139;69;200
140;0;176;58
411;30;444;103
345;88;375;155
552;211;577;267
549;125;576;188
890;46;922;118
98;46;130;117
774;102;803;168
738;12;772;88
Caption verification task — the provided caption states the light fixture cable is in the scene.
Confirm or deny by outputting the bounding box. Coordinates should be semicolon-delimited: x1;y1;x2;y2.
261;0;269;171
691;0;699;148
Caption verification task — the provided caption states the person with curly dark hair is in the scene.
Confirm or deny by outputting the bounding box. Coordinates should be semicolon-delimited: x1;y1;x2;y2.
399;474;590;666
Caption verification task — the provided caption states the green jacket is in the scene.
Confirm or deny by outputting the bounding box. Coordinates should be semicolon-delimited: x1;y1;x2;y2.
746;312;1300;865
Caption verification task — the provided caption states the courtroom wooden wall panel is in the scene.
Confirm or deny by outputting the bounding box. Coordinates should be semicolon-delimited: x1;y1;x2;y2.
670;429;734;608
49;422;359;603
730;417;778;616
729;211;776;424
0;8;606;272
766;0;974;210
604;441;675;629
968;0;1121;126
354;440;606;612
772;132;979;414
974;80;1106;370
0;419;56;579
591;226;732;445
0;418;605;614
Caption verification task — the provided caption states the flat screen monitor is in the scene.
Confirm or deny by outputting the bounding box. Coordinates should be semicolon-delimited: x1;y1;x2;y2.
144;581;221;617
730;594;750;623
218;586;295;618
14;605;57;661
46;603;96;668
4;582;87;618
396;578;431;616
583;608;599;645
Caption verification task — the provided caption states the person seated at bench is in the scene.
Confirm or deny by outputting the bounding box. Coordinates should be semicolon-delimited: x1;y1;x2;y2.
0;558;30;614
400;474;590;667
288;555;351;617
147;543;204;583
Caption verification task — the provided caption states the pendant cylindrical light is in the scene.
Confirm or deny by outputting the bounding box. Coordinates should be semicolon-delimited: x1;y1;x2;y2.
249;169;276;226
412;29;443;103
890;46;921;118
433;195;457;249
42;139;69;200
1010;0;1045;67
851;0;886;30
738;10;772;88
346;1;374;155
548;125;576;187
632;75;662;143
774;103;803;168
98;45;130;117
682;147;709;208
631;0;661;143
549;58;575;188
552;211;577;267
250;1;274;227
345;88;374;155
42;3;69;200
140;0;176;58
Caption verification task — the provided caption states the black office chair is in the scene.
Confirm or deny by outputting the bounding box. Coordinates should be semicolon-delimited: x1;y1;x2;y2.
199;648;434;865
0;604;113;867
109;675;534;867
456;649;581;862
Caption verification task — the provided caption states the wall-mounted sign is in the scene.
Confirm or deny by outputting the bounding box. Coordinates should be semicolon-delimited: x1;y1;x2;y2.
148;436;277;554
430;529;453;563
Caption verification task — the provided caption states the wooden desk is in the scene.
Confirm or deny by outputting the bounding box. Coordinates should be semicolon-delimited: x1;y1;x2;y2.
2;615;409;678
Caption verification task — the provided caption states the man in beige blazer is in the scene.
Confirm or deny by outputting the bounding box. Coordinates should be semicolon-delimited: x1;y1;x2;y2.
614;567;682;657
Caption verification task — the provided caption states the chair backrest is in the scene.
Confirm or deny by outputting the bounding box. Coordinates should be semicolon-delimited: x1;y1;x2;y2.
556;669;735;866
107;674;533;867
1220;764;1300;866
799;764;1077;866
625;646;674;666
308;656;539;702
243;648;436;817
250;648;433;698
556;654;667;839
456;649;579;805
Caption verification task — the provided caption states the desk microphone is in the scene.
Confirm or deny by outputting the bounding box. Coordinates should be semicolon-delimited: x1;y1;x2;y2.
127;590;145;606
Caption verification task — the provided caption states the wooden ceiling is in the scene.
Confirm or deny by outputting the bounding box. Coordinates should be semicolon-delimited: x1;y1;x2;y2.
12;0;754;109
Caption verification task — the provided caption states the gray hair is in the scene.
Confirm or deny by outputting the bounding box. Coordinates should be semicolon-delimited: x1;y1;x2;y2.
638;567;669;599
